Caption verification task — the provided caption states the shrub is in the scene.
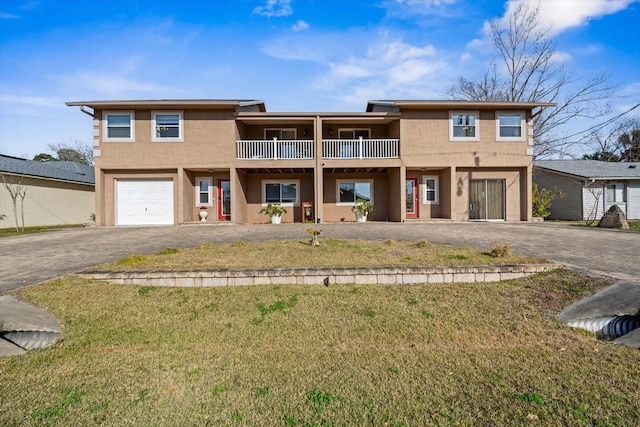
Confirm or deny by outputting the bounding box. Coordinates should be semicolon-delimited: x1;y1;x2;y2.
490;245;511;258
532;183;564;218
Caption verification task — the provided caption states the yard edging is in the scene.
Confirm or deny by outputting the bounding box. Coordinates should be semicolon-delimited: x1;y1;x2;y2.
79;264;559;287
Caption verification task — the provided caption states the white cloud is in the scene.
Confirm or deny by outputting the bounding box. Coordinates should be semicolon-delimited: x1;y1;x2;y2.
54;71;169;98
0;12;19;19
292;19;309;31
252;0;293;17
0;94;59;108
315;39;448;105
505;0;639;35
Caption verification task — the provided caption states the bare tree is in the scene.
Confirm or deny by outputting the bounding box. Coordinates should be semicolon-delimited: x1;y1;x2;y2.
448;3;617;158
48;140;93;165
617;118;640;162
582;117;640;162
1;173;28;232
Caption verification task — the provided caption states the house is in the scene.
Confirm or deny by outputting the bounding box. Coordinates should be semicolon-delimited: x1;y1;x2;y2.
534;160;640;221
65;99;553;226
0;154;95;227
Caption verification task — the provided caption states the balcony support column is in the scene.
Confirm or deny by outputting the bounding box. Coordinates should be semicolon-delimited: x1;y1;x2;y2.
315;116;324;224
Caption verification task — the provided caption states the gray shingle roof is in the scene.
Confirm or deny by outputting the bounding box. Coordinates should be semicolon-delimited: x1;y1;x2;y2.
0;155;94;185
535;160;640;180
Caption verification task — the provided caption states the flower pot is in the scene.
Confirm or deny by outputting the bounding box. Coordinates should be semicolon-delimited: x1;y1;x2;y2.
199;210;208;222
270;215;282;224
355;212;367;223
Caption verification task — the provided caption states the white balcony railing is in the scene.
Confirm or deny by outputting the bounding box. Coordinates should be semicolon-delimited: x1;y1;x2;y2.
323;138;399;159
236;139;314;160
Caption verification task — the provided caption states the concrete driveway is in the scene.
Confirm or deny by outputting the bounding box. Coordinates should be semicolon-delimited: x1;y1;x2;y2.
1;222;639;294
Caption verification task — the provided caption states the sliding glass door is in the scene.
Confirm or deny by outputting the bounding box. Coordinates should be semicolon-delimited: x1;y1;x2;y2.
469;179;505;221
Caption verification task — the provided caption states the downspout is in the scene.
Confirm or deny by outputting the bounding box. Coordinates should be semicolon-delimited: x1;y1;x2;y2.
79;106;94;118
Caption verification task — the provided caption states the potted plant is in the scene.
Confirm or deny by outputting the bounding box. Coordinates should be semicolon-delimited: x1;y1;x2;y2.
352;198;373;222
258;203;288;224
198;205;209;222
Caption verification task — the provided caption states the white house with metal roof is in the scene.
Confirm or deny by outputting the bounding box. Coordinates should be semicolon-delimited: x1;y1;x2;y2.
533;160;640;221
0;154;95;227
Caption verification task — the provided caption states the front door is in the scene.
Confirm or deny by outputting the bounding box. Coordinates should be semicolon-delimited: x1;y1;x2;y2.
218;179;230;220
406;178;418;219
469;179;505;221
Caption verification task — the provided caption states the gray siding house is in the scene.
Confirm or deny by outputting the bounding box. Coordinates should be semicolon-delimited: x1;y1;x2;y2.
0;154;95;227
533;160;640;220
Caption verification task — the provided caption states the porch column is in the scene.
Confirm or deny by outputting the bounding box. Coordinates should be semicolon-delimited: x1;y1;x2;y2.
524;165;532;221
177;167;185;224
449;166;457;220
314;116;324;223
399;166;406;221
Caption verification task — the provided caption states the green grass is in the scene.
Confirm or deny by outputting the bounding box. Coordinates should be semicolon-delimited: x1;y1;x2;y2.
2;270;639;426
566;220;640;232
0;224;84;238
92;238;547;271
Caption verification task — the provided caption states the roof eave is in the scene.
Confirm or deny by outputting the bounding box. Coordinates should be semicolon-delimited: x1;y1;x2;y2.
370;100;556;110
66;99;265;110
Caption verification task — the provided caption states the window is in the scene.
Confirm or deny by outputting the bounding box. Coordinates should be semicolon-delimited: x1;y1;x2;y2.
423;176;439;204
450;111;478;141
337;180;373;205
265;129;296;140
607;183;626;203
338;129;370;139
196;178;212;206
496;111;525;141
263;180;299;205
103;111;134;142
152;111;183;142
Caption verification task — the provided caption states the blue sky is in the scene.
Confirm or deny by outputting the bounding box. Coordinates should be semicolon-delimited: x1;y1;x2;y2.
1;0;639;159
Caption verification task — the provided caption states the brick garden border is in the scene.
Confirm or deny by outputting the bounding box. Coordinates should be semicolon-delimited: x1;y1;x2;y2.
80;264;559;287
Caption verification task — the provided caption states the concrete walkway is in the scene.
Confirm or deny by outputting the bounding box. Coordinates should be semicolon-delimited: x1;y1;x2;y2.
1;222;639;353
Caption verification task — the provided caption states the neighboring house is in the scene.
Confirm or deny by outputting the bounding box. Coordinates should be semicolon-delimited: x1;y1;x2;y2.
66;99;553;226
534;160;640;221
0;154;95;227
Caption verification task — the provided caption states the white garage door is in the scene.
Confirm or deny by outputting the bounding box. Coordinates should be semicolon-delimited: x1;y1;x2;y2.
116;180;174;226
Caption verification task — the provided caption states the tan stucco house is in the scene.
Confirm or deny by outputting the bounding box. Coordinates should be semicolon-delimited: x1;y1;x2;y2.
0;154;95;227
66;99;553;226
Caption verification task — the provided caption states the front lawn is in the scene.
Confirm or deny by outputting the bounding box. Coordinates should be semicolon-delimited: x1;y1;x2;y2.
0;224;84;238
1;269;638;426
91;238;547;271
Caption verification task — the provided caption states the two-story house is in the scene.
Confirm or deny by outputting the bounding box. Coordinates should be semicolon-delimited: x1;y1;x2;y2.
66;99;553;226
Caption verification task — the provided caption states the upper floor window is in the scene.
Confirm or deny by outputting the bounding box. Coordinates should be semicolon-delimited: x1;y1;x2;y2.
265;129;296;140
338;129;370;139
337;179;373;205
496;111;525;141
196;178;212;206
152;111;183;142
263;180;299;205
103;111;134;142
450;111;478;141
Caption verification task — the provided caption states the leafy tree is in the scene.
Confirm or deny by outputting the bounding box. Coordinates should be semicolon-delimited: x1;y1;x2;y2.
447;3;616;158
33;153;58;162
581;151;620;162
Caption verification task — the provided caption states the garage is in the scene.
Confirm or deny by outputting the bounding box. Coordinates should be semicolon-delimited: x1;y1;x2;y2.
116;179;174;226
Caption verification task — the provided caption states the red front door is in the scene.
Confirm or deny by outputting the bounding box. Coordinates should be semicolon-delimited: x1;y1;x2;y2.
406;178;418;219
218;179;230;220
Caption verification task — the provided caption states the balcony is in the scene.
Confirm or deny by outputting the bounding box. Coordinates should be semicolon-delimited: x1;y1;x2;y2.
236;139;314;160
323;138;399;159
